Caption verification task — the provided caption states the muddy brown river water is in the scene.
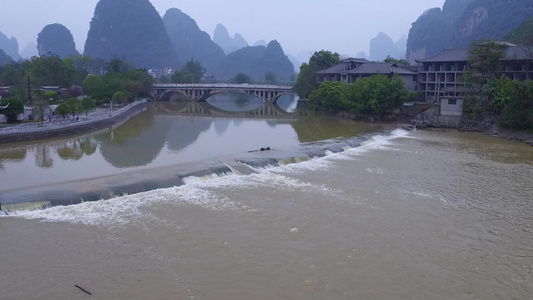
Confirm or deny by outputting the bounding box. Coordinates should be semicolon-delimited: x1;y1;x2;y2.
1;97;532;299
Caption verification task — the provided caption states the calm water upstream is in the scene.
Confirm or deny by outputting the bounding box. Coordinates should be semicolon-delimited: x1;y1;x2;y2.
0;93;532;299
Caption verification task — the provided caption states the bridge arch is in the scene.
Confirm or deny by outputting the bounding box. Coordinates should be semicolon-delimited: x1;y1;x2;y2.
158;90;190;101
151;84;294;104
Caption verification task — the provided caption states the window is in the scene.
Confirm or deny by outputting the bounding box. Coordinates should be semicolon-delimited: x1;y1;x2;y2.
448;99;457;105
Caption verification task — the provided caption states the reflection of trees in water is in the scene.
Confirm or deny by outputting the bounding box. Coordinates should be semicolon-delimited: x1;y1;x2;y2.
266;119;278;128
166;118;213;152
56;138;97;161
233;119;243;127
0;148;27;170
35;145;53;168
79;138;97;155
96;110;171;168
214;119;231;135
291;115;378;143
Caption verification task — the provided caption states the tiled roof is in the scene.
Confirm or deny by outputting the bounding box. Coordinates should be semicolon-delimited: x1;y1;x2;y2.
417;49;469;63
418;46;533;63
317;60;416;75
317;64;349;74
341;58;370;64
502;46;533;60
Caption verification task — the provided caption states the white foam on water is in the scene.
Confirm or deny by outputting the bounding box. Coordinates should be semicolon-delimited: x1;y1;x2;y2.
13;128;410;226
15;161;338;226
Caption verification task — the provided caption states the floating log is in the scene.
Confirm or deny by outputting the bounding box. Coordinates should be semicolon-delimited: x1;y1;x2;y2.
75;284;92;295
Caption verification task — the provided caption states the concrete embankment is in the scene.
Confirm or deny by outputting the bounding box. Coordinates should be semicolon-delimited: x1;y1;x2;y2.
411;107;533;146
0;101;151;144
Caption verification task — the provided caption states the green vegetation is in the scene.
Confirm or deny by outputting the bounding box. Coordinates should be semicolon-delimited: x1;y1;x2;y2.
82;65;152;103
235;73;251;84
81;97;96;117
460;41;533;130
308;74;413;117
0;97;24;123
293;50;340;99
64;98;82;118
171;59;205;83
0;52;151;123
265;71;277;84
383;56;410;66
505;17;533;45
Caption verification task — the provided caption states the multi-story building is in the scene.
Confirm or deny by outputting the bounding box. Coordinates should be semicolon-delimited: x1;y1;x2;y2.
416;45;533;115
315;45;533;116
316;58;418;92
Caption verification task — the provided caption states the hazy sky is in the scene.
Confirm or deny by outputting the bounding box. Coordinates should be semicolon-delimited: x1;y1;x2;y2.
0;0;444;58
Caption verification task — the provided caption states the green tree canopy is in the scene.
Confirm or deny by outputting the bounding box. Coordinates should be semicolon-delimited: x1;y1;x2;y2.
293;50;340;99
0;97;24;123
265;71;277;84
499;80;533;130
383;56;410;66
235;72;251;84
308;73;412;116
171;59;205;83
81;97;96;117
64;97;81;118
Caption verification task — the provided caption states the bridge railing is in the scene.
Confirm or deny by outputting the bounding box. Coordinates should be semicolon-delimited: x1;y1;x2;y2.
152;83;294;90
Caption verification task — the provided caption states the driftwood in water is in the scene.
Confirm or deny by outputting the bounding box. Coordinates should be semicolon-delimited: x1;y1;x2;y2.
75;284;92;295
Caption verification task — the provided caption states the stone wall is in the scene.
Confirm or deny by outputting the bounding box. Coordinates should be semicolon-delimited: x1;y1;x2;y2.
411;107;499;132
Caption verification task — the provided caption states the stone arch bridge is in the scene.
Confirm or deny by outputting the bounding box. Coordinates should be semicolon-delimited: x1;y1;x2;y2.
151;83;294;103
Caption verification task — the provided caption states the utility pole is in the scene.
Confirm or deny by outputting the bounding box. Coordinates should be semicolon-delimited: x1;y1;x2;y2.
27;76;32;106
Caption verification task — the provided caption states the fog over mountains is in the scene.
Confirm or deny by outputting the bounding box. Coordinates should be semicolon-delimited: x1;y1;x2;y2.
1;0;531;70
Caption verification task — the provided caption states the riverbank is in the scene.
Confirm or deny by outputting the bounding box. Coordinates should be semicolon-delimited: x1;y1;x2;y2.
0;100;150;144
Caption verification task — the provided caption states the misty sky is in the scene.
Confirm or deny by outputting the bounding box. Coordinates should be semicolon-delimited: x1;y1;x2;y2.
0;0;444;58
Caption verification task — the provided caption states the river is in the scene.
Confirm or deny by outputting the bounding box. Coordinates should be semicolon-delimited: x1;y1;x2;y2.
0;93;532;299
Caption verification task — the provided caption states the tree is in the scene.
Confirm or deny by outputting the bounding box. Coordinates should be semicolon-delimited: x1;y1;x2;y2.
293;50;340;99
460;40;509;116
308;50;341;70
308;73;412;116
112;91;127;104
0;97;24;123
182;59;205;82
32;89;50;125
23;54;76;87
235;72;251;84
81;97;96;118
265;71;277;84
293;63;316;99
308;81;348;111
171;59;205;83
82;75;103;99
44;91;59;103
64;97;81;119
383;56;410;66
67;85;84;98
55;103;69;119
461;40;508;87
171;70;194;83
483;76;518;113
